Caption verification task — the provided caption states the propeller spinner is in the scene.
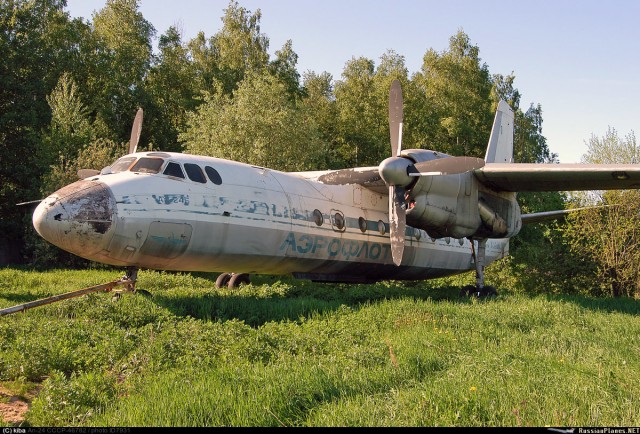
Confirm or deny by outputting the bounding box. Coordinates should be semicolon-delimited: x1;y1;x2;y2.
379;80;485;266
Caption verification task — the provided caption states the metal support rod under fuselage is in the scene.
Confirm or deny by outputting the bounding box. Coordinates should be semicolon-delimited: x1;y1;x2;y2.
0;278;134;317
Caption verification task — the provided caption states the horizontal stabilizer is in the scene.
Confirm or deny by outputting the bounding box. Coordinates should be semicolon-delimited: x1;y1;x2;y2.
475;163;640;192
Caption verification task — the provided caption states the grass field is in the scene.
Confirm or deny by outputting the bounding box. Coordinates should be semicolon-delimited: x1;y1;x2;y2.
1;267;639;427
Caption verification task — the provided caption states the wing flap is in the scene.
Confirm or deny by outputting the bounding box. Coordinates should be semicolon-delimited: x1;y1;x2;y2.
475;163;640;192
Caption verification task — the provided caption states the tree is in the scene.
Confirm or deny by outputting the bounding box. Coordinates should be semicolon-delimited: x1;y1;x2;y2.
334;51;408;167
43;72;93;162
89;0;155;142
145;26;199;152
302;71;339;168
412;30;493;157
0;0;85;264
334;57;378;167
209;0;269;94
181;71;325;171
563;129;640;297
269;39;302;100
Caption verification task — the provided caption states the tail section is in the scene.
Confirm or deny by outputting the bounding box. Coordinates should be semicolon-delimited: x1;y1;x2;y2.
484;100;514;163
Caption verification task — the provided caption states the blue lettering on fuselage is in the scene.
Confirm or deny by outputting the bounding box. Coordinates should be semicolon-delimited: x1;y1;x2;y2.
279;232;390;261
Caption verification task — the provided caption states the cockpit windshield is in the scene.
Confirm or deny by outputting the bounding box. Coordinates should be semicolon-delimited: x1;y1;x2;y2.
130;157;165;174
109;156;137;174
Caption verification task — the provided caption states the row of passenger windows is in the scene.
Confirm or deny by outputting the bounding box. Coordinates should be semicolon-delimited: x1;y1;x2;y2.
311;208;466;245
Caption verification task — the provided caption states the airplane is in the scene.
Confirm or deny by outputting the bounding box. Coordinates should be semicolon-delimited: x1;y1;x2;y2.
29;80;640;297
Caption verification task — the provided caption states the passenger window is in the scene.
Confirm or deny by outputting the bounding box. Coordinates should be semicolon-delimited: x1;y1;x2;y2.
184;163;206;183
205;166;222;185
163;162;185;179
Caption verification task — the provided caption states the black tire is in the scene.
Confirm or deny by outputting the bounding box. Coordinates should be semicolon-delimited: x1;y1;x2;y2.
460;284;476;297
482;285;498;297
228;273;250;289
135;289;152;297
215;272;231;289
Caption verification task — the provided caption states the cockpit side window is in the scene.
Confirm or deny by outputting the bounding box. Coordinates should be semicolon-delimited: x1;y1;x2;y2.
205;166;223;185
163;162;185;178
131;157;165;174
110;157;137;173
184;163;207;183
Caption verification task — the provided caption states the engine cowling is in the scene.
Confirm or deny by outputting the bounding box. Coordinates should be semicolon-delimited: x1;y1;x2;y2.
401;149;521;240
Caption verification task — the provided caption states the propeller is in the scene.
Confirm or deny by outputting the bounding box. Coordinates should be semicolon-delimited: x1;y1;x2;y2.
385;80;407;266
77;108;143;179
379;80;485;266
129;108;143;155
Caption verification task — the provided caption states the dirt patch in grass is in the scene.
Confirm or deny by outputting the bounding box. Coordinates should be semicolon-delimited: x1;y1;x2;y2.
0;384;39;426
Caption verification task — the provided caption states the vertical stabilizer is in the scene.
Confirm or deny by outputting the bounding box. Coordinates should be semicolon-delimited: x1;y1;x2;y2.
484;100;514;163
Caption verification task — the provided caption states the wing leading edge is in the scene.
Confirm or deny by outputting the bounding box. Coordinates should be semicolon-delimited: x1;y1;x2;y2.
475;163;640;192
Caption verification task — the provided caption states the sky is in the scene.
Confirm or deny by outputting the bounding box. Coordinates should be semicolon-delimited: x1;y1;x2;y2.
65;0;640;164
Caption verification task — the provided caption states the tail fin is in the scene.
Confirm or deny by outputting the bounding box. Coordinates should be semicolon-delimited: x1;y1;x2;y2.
484;100;514;163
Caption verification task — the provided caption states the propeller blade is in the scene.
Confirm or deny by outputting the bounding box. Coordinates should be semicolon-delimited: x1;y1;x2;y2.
129;108;143;155
410;156;485;176
389;185;406;266
16;199;43;206
389;79;403;157
78;169;100;179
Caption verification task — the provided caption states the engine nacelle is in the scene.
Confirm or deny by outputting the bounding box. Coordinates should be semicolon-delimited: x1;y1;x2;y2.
406;170;481;239
401;149;522;240
401;149;480;238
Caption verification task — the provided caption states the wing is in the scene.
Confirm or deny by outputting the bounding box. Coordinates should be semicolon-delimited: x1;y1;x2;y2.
475;163;640;192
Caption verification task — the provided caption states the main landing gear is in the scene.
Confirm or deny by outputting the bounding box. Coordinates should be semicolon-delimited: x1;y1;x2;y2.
460;239;498;298
215;273;251;289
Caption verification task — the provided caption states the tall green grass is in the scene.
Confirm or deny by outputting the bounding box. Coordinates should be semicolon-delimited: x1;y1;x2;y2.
1;267;638;427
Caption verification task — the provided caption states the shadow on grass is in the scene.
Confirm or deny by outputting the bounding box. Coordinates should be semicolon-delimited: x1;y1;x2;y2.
146;275;472;327
544;293;640;316
144;272;639;327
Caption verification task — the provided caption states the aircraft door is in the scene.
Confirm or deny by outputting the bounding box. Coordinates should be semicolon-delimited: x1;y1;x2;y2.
139;221;193;260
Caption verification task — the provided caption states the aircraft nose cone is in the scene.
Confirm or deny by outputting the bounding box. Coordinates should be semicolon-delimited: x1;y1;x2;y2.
33;180;116;257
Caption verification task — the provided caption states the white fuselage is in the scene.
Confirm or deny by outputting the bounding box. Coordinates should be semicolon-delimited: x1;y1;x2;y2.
33;152;508;282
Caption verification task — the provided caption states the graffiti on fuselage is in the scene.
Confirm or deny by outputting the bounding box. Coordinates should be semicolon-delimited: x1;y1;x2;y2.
279;231;391;262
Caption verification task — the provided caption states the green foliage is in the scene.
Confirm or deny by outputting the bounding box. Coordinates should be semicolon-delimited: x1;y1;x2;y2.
144;26;199;152
562;129;640;297
28;370;118;426
564;191;640;297
88;0;155;141
42;138;126;195
581;127;638;164
334;50;408;167
182;71;327;171
2;268;639;426
0;0;84;262
412;30;493;158
42;72;94;164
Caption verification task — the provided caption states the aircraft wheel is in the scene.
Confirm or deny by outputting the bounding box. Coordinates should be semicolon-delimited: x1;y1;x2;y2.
215;273;232;289
228;273;250;289
481;286;498;297
460;285;475;297
135;289;152;297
